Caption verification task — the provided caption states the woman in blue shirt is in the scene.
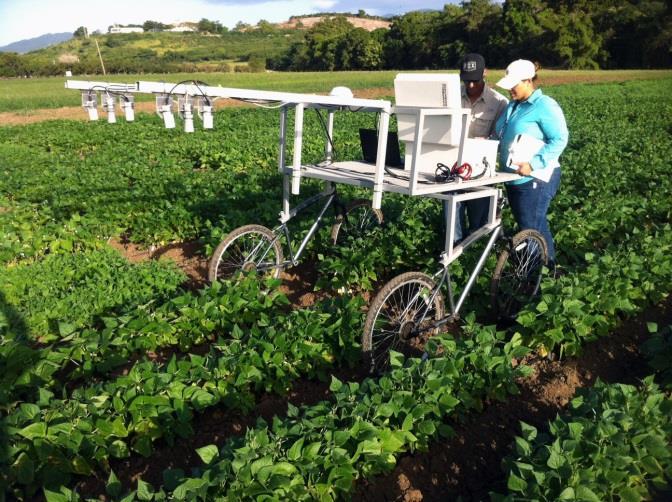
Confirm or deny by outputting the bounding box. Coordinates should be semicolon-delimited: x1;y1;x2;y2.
494;59;569;268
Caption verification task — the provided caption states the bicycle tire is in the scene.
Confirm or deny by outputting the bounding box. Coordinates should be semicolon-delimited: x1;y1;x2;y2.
490;229;548;319
363;271;445;374
208;224;284;283
330;199;383;245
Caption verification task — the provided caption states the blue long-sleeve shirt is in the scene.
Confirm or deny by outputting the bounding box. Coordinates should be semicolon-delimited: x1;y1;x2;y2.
494;89;568;185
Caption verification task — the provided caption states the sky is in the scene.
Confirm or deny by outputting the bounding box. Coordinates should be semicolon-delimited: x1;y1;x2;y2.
0;0;454;47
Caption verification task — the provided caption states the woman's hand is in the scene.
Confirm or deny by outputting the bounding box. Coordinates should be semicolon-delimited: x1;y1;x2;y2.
513;161;532;176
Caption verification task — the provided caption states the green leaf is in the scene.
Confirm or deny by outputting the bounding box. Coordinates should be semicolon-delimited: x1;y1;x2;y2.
643;435;668;458
377;403;396;418
72;456;94;475
251;456;273;476
507;472;527;492
417;420;436;436
270;462;297;477
137;479;154;501
106;470;122;498
329;376;343;392
514;437;531;456
646;322;658;333
19;403;41;420
547;451;565;469
576;486;602;502
303;442;322;460
173;478;208;500
520;422;537;442
12;452;34;485
380;431;405;453
19;422;47;440
618;487;642;502
640;455;662;475
195;444;219;465
43;489;69;502
438;393;459;409
558;487;575;499
287;437;304;461
568;422;583;440
58;322;77;337
389;350;404;368
110;439;130;458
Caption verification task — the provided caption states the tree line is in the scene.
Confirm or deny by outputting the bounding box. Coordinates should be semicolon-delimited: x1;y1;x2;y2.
270;0;671;70
1;0;669;78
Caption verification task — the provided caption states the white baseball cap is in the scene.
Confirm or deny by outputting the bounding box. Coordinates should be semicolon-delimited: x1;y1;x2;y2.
496;59;536;90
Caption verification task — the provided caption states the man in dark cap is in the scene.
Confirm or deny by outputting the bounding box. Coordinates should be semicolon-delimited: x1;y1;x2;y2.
460;53;508;137
453;53;508;241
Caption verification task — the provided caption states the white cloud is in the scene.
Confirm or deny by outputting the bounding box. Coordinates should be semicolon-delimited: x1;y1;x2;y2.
312;0;337;9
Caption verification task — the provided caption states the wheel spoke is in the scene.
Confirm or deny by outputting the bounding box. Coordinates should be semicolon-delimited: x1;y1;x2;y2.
210;226;283;282
492;232;547;318
364;274;444;373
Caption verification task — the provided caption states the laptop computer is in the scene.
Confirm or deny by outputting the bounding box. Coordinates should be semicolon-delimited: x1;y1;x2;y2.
359;128;403;168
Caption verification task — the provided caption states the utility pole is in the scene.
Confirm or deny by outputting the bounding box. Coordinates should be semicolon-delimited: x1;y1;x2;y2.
94;38;106;75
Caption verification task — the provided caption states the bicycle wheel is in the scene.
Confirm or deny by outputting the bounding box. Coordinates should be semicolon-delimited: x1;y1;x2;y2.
330;199;383;245
208;224;284;283
363;272;445;374
491;229;548;319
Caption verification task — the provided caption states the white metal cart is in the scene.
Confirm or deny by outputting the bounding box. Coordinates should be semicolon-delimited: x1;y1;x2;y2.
66;78;548;372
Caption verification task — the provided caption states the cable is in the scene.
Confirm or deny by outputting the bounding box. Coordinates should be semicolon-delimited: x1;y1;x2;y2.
435;162;473;183
313;109;337;161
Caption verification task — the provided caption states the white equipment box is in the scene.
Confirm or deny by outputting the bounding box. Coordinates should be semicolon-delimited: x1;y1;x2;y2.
394;73;461;109
393;73;498;176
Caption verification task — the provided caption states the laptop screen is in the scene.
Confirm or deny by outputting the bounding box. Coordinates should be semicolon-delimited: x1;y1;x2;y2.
359;128;403;167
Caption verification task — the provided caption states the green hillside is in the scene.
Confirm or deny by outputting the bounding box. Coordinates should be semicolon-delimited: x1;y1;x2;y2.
11;30;305;76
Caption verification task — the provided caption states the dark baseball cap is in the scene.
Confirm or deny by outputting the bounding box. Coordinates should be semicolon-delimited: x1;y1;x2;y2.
460;53;485;81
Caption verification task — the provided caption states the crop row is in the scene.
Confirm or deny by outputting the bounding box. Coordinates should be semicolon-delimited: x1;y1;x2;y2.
1;276;287;407
496;322;672;501
2;280;364;499
498;377;672;500
42;328;529;501
1;247;185;343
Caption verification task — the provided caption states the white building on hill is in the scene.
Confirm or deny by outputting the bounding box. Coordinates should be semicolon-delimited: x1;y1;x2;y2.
168;23;196;32
109;25;144;34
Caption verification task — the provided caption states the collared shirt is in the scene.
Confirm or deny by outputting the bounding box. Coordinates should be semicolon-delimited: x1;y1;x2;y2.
461;84;509;138
494;88;569;185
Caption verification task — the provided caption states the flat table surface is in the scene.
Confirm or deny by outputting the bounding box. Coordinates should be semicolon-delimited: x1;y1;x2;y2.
288;161;521;196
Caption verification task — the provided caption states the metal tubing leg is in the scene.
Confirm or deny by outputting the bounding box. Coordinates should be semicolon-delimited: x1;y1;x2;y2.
279;107;290;220
293;193;336;262
454;225;502;315
291;103;304;195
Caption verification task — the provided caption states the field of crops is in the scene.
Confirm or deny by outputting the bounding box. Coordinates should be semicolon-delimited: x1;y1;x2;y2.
2;70;672;113
1;75;672;501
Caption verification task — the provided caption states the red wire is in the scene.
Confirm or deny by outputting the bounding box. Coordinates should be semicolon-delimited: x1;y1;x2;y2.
451;162;472;180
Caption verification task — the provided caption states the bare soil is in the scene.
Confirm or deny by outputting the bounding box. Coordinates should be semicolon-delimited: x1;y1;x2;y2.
108;236;329;304
277;16;391;31
0;98;252;127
